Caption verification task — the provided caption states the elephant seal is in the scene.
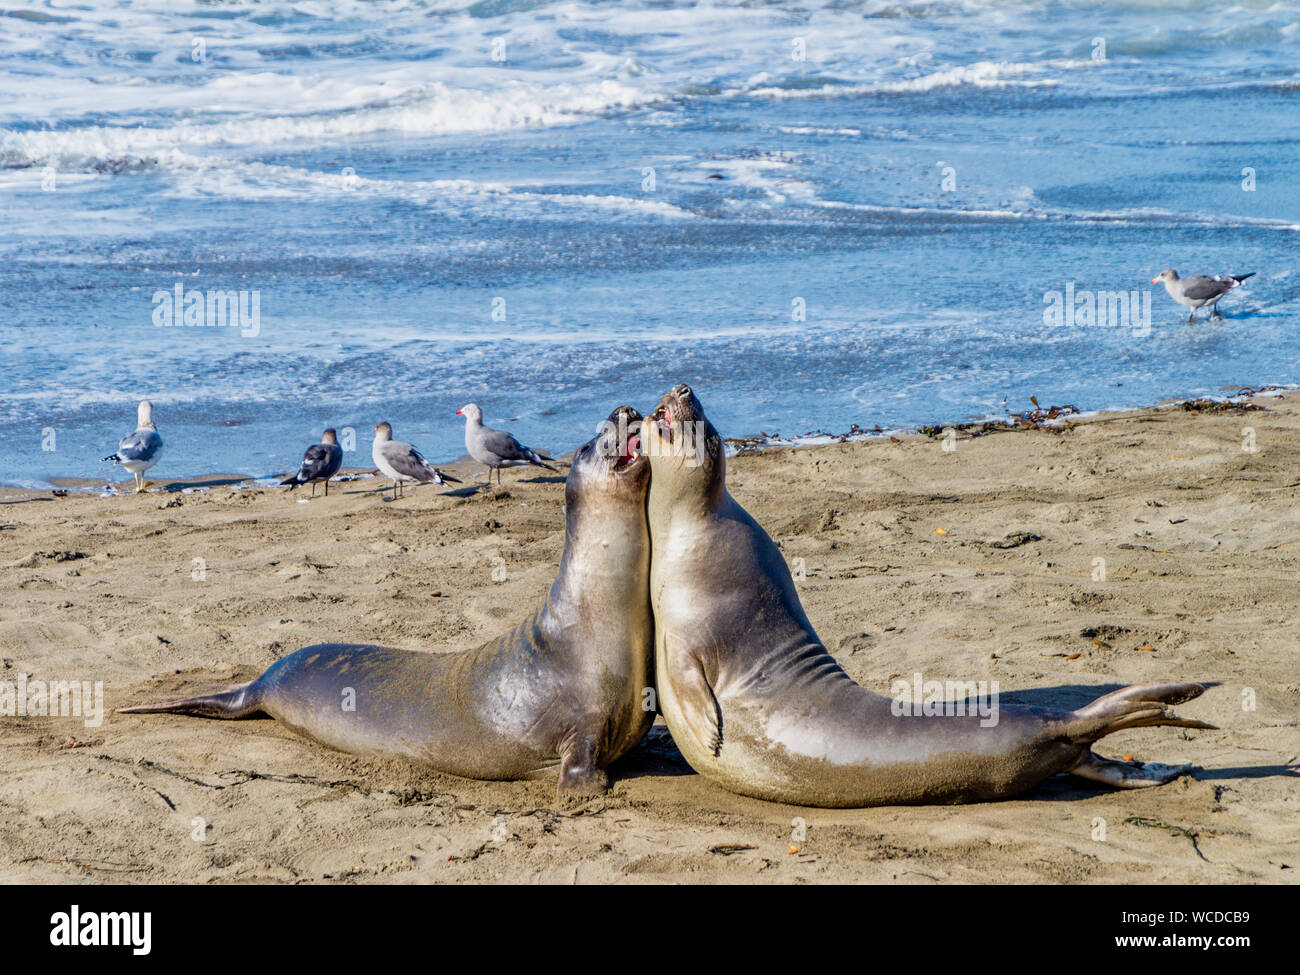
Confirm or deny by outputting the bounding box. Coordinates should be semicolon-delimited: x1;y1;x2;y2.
642;384;1214;807
123;405;653;795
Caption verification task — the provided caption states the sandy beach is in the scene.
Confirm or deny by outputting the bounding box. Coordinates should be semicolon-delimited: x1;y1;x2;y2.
1;393;1296;885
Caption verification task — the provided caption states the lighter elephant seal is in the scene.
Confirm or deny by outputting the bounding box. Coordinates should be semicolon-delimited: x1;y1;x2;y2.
643;384;1214;807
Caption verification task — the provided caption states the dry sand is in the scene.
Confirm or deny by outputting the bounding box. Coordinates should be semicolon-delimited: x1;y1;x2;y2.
1;394;1296;884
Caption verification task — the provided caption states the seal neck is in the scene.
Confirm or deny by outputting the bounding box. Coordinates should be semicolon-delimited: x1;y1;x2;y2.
536;492;647;651
646;451;726;529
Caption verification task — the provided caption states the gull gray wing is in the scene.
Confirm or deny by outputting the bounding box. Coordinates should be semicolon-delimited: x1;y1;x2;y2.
480;426;532;461
381;441;436;481
1179;275;1234;301
117;429;163;464
298;443;342;481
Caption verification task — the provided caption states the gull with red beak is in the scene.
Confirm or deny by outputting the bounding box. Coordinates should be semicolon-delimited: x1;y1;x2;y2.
371;421;461;502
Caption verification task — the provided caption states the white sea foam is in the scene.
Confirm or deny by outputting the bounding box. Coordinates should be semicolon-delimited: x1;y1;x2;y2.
158;156;694;218
3;0;1299;487
1;79;659;169
741;60;1083;99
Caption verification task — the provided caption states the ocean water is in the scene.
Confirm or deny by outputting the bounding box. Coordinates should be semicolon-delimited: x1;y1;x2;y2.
1;0;1297;487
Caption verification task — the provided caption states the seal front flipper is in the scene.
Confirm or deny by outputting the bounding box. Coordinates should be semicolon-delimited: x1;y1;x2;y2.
557;726;611;796
669;655;723;758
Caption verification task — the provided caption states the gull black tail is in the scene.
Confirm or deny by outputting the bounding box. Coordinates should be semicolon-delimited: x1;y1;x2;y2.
526;449;558;472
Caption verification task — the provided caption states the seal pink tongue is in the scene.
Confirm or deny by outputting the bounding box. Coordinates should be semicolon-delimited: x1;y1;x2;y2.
656;406;674;442
622;435;639;463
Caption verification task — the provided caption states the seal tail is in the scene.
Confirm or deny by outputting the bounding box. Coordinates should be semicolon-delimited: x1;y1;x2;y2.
119;681;263;719
1070;682;1216;740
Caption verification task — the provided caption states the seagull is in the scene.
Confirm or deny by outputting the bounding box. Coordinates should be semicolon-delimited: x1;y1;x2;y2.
456;403;557;486
1152;269;1255;323
103;400;163;493
281;428;343;497
371;421;461;501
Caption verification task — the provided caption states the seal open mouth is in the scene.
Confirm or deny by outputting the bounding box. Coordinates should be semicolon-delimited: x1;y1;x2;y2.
654;406;674;443
651;384;701;444
616;432;640;470
604;405;644;474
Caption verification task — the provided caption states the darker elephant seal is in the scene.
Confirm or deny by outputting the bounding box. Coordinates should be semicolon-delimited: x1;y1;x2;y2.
643;384;1214;808
123;405;653;795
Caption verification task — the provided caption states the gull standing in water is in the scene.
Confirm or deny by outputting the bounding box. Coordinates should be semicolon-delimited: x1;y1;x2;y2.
1152;269;1255;322
281;428;344;497
372;421;461;501
457;403;557;486
104;400;163;493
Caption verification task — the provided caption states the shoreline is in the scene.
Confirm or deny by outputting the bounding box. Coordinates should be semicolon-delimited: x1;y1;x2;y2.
5;382;1294;499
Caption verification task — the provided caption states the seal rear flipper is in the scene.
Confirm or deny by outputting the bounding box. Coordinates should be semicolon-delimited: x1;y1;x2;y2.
1070;682;1217;739
1062;683;1214;790
118;681;263;719
1069;751;1193;789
